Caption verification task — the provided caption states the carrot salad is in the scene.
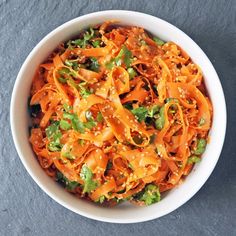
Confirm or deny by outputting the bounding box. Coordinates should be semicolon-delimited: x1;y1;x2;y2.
29;22;212;206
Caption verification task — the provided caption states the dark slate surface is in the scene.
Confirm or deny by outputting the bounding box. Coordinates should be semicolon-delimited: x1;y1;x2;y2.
0;0;235;235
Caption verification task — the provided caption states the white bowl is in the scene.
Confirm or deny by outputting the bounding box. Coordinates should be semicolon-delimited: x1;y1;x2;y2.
10;10;226;223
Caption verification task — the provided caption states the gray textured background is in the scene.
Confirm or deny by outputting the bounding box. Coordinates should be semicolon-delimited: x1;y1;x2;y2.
0;0;236;235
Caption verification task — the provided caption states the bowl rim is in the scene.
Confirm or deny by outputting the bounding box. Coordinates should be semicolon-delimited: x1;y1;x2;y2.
10;10;227;223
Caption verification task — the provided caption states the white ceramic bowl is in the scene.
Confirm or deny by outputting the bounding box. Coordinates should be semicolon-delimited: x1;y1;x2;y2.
10;10;226;223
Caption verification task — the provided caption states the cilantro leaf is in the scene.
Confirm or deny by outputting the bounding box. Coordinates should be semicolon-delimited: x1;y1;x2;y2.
63;113;85;133
130;105;160;123
106;45;133;69
60;119;71;130
116;45;132;68
78;82;92;98
92;40;101;48
148;105;160;118
123;103;133;110
56;171;79;190
63;110;97;133
70;27;95;48
89;57;100;72
65;60;79;71
131;107;148;122
46;121;60;138
134;184;161;206
84;120;96;129
62;151;75;160
58;67;77;78
58;77;67;84
80;165;98;193
45;121;63;152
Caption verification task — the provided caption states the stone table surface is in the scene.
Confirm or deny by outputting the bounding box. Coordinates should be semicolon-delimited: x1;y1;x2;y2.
0;0;235;235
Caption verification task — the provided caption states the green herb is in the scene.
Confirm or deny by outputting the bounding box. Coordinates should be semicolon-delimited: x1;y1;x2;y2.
78;82;92;98
165;98;179;103
63;110;97;132
153;37;165;46
155;106;165;130
89;57;100;72
105;59;116;70
62;151;75;160
58;67;77;77
134;184;161;206
60;119;71;130
131;107;148;122
71;28;95;48
117;45;132;68
65;60;79;71
65;60;74;67
46;121;60;138
106;45;133;69
58;77;67;83
127;67;137;79
92;40;101;48
70;38;84;47
123;103;133;110
80;164;98;193
84;120;96;129
148;105;160;118
188;155;201;164
56;171;79;190
96;112;103;122
58;67;70;75
45;121;62;151
130;105;160;123
48;141;62;152
63;113;85;133
84;28;94;41
194;138;207;155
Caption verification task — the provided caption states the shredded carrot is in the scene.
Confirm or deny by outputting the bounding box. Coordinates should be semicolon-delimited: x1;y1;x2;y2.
29;22;212;206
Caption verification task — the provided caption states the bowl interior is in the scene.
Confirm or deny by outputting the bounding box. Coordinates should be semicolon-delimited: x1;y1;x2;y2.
11;11;226;223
